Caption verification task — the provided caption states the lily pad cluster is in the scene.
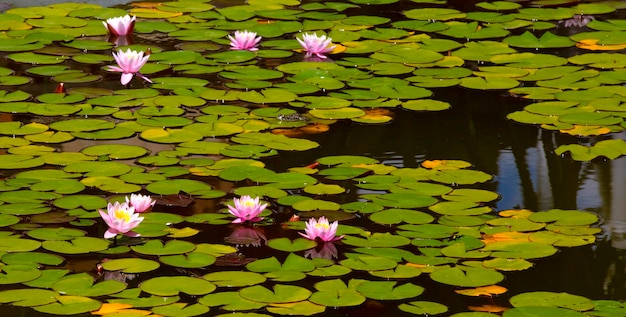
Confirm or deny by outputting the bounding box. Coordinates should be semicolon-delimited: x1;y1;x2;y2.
0;0;617;316
0;1;624;158
0;154;607;317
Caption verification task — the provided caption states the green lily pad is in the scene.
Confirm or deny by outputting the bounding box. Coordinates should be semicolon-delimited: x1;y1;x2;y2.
528;209;598;225
80;144;148;159
369;208;434;225
198;291;266;311
0;90;30;102
481;241;558;259
404;8;465;21
343;232;411;247
0;214;20;227
369;264;423;279
203;271;267;287
238;88;298;104
482;258;533;271
510;291;594;311
555;139;626;161
151;303;210;317
52;194;107;210
0;288;59;307
267;238;317;252
231;132;319;151
108;294;180;308
503;306;586;317
398;223;457;239
504;31;575;48
491;53;568;68
131;239;196;256
140;128;203;143
42;237;110;254
146;179;213;195
0;122;48;135
160;252;217;268
529;231;595;247
0;265;42;284
361;193;438;208
26;227;85;240
430;266;504;287
32;295;101;315
52;273;126;296
8;52;69;64
101;258;161;274
140;276;216;296
356;281;424;300
239;284;312;304
403;99;451;111
267;300;326;316
309;279;365;307
429;201;492;216
399;301;449;315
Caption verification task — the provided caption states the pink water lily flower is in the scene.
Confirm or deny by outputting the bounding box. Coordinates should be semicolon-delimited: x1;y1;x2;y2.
103;15;136;36
108;49;152;85
228;30;262;51
299;216;343;242
126;194;155;213
99;202;144;239
297;33;336;59
227;195;266;223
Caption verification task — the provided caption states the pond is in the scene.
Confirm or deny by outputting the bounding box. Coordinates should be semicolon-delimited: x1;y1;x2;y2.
0;0;624;316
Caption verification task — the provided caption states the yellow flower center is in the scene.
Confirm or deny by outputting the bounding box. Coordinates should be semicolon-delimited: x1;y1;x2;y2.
114;209;131;222
315;223;330;230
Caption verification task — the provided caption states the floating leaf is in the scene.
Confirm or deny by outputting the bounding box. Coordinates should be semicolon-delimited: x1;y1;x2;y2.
510;291;594;311
151;303;209;317
481;241;557;259
239;285;312;304
504;31;575;48
0;265;42;284
32;295;101;315
0;289;59;307
430;266;504;287
42;237;110;254
160;252;216;268
101;258;160;274
140;276;216;296
527;209;598;226
356;281;424;300
52;273;126;297
369;208;434;225
203;271;267;287
268;238;317;252
131;239;196;256
399;301;448;315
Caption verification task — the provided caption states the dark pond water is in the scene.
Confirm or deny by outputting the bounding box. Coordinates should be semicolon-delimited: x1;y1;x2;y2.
0;0;625;316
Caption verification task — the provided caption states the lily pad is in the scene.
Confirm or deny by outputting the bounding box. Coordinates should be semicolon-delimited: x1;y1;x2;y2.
52;273;126;296
42;237;110;254
0;289;59;307
140;276;216;296
356;281;424;300
101;258;161;274
131;239;196;256
239;285;312;304
32;296;102;315
430;266;504;287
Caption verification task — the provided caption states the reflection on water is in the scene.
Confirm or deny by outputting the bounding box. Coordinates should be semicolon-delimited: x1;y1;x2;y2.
264;85;626;301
